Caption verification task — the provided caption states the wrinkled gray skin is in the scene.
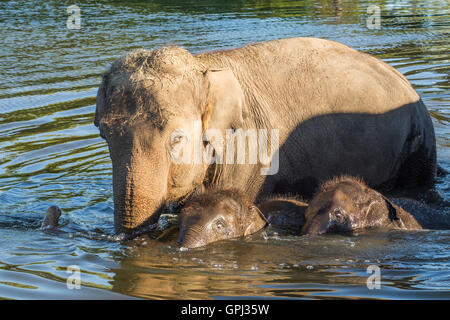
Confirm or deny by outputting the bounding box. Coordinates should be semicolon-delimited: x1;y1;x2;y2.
95;37;436;236
41;205;61;230
178;189;307;248
301;177;422;235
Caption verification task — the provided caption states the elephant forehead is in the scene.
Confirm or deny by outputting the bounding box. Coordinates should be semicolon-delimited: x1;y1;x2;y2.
180;209;221;230
99;84;169;130
182;201;242;224
103;78;202;131
109;47;202;76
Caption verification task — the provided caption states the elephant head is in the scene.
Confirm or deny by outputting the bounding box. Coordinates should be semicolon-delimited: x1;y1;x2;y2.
177;189;268;249
300;176;421;235
95;47;247;235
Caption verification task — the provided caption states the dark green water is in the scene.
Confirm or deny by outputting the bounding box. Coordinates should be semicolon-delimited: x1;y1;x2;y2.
0;0;449;299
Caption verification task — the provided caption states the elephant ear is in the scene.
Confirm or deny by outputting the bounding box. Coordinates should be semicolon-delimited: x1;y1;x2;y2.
201;69;248;133
243;205;269;237
383;196;399;221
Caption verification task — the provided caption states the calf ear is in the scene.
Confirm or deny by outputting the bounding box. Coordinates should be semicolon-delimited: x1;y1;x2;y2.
383;196;399;221
201;69;248;133
243;206;269;237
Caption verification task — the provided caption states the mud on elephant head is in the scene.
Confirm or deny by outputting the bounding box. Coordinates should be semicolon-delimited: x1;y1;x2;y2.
95;47;248;235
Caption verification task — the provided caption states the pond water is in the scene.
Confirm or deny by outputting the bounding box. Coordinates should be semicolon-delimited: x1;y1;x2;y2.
0;0;449;299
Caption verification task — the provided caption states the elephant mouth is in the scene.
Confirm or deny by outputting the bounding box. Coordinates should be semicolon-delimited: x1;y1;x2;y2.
115;203;166;239
302;224;328;235
116;222;158;241
302;220;354;235
177;226;209;249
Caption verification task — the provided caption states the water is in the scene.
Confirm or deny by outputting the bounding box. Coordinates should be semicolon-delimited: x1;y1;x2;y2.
0;0;449;299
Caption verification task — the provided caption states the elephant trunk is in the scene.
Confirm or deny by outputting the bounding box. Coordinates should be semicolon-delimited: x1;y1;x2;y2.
112;154;168;236
177;229;207;249
301;211;331;235
301;220;329;235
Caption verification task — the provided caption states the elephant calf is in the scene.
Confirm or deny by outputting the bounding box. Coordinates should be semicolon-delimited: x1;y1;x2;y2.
301;176;423;235
176;176;441;247
178;189;307;248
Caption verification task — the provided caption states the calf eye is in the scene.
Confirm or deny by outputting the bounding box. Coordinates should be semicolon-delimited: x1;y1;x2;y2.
213;218;228;234
334;209;346;224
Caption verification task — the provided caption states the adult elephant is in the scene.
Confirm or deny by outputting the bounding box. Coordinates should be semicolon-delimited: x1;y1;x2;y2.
95;37;436;235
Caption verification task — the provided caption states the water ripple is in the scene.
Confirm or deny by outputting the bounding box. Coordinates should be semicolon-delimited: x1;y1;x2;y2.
0;0;448;299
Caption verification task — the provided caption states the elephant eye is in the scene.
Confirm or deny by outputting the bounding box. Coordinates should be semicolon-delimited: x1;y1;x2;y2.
213;218;228;234
171;135;184;145
170;129;189;147
333;209;346;224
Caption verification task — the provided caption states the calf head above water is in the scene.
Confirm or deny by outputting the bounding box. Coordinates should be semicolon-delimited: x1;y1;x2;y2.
301;176;422;235
178;189;268;249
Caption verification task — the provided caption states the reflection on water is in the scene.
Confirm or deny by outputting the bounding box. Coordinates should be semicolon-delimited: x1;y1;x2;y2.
111;229;450;299
0;0;449;299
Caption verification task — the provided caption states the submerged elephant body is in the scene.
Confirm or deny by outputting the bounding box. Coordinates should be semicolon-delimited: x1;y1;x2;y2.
95;37;436;235
301;176;422;235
